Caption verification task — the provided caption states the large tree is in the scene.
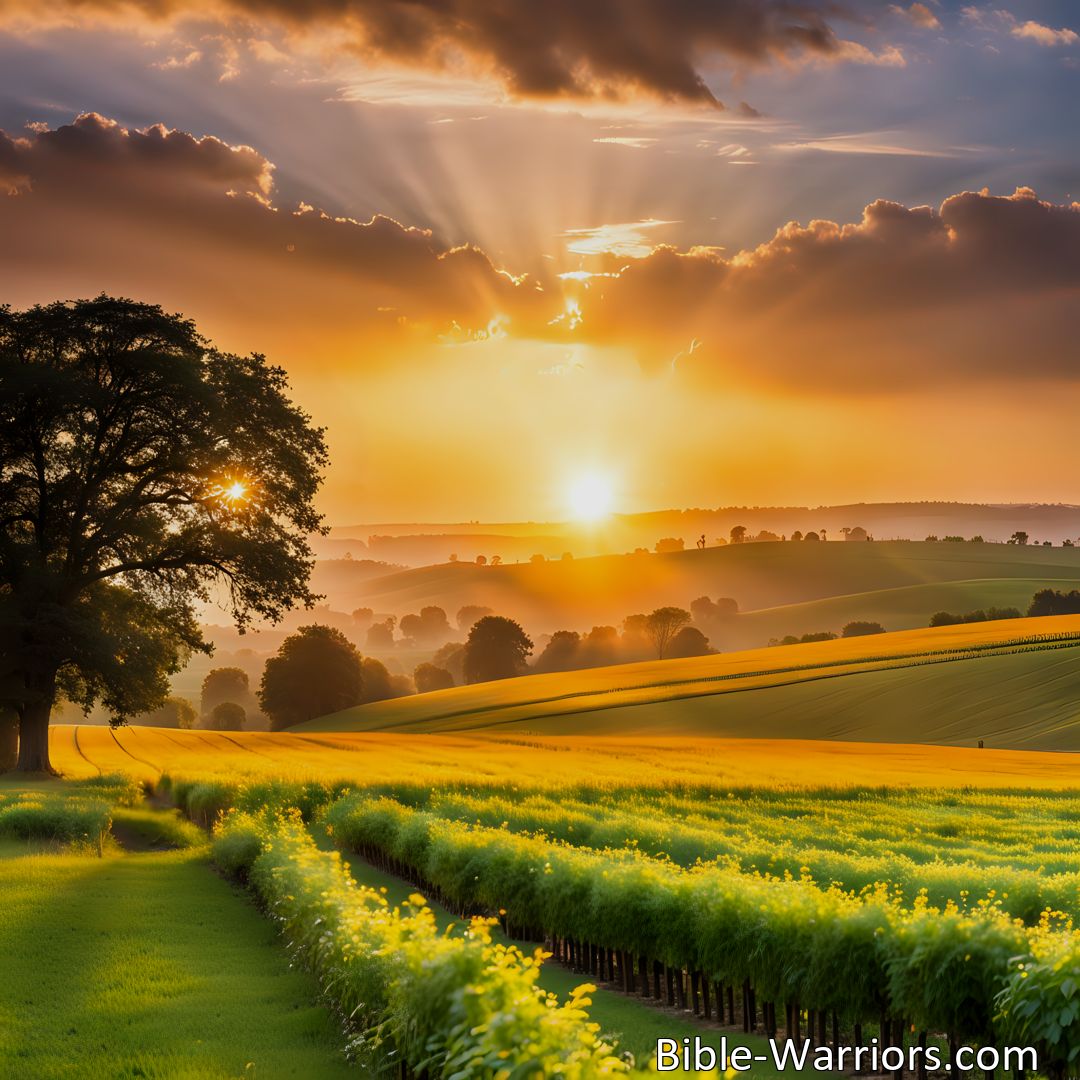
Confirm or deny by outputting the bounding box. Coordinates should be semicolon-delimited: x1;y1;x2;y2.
463;615;532;684
258;625;363;729
0;296;327;771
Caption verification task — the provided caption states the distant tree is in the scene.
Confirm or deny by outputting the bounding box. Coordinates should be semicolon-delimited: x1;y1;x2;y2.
0;296;326;774
1028;589;1080;617
799;631;838;643
136;695;197;729
691;596;738;624
476;554;488;566
529;553;546;564
562;551;574;561
491;555;502;566
971;535;985;544
580;625;619;667
432;641;467;683
844;526;869;542
804;531;820;542
533;630;581;673
791;530;804;542
645;607;692;659
207;701;246;731
1065;539;1075;548
730;525;747;545
753;530;780;542
414;662;454;693
360;656;413;703
351;607;374;629
258;625;363;729
929;611;959;627
1010;531;1029;546
821;528;828;541
399;606;452;646
654;538;684;554
925;535;939;542
620;613;652;659
1043;540;1053;547
365;617;396;650
448;553;458;563
667;626;712;658
200;667;250;720
943;536;964;543
841;621;885;638
456;605;494;633
463;616;533;683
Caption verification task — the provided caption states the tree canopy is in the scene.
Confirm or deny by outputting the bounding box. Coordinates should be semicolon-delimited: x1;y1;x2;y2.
645;607;691;659
258;625;363;729
0;296;327;769
463;616;532;684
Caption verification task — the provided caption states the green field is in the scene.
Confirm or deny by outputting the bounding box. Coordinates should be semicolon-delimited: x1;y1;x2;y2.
0;844;355;1079
302;614;1080;749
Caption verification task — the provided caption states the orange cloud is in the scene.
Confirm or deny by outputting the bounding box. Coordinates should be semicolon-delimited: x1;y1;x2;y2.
1010;20;1079;47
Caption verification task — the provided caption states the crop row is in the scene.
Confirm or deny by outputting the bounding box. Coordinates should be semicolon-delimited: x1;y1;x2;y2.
212;811;641;1079
323;794;1080;1077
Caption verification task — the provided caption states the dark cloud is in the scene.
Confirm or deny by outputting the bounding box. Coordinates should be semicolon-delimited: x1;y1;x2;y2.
0;113;539;352
568;188;1080;387
0;0;877;103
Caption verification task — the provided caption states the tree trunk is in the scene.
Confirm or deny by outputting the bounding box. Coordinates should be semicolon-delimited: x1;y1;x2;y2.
16;682;56;774
0;708;18;772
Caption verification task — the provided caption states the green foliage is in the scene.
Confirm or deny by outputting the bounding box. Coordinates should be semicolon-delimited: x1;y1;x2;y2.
841;620;886;637
322;794;1062;1046
258;624;364;728
207;700;246;730
414;662;455;693
216;815;638;1078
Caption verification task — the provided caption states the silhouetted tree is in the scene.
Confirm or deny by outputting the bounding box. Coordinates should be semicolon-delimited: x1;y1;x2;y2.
476;554;488;566
136;695;197;729
456;605;494;633
1028;589;1080;617
207;701;246;731
667;626;712;658
200;667;250;721
730;526;747;544
365;617;396;650
360;656;413;703
646;607;692;659
463;616;533;683
432;641;466;683
258;625;363;729
804;531;820;541
580;625;619;667
414;662;454;693
351;606;374;629
529;553;546;564
654;537;684;553
399;605;452;646
491;555;502;566
791;530;803;542
0;297;326;771
841;621;885;638
1010;531;1029;546
533;630;581;673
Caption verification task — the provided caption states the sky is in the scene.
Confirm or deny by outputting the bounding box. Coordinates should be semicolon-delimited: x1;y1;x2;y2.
1;1;1078;523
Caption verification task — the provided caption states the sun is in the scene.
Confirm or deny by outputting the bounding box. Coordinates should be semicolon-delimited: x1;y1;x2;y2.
566;470;615;522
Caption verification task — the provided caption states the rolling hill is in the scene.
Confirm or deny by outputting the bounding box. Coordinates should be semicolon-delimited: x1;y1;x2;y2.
340;540;1080;643
299;615;1080;751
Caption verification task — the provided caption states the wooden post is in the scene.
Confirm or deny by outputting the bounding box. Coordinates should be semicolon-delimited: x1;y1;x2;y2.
701;977;711;1020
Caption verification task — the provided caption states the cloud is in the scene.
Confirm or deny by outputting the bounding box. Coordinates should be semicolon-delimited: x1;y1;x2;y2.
0;0;901;105
565;188;1080;389
890;3;941;30
561;219;678;259
1010;20;1078;47
772;132;955;156
0;113;541;353
592;136;658;149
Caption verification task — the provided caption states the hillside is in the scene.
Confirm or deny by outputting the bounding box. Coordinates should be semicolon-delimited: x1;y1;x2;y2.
343;540;1080;637
299;615;1080;751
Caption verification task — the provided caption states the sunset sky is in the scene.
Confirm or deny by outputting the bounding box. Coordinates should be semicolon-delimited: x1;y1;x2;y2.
1;1;1078;522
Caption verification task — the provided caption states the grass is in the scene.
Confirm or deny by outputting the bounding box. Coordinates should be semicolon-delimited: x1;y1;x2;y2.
0;842;355;1079
110;806;207;850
